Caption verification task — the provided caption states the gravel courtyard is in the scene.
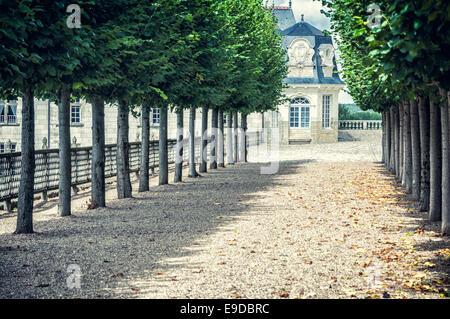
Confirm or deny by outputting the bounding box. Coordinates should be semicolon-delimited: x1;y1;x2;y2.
0;134;449;299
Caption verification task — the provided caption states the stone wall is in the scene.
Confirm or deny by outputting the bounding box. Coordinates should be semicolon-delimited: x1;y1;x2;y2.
338;129;382;143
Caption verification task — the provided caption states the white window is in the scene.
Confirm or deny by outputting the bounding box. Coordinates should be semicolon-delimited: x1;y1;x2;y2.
152;109;160;124
7;103;17;124
71;105;81;123
290;97;310;128
322;95;331;128
0;142;17;153
0;100;17;124
300;107;310;128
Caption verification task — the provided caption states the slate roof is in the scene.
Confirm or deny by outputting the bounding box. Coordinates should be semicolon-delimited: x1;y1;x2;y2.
281;21;324;37
272;7;296;32
272;7;345;85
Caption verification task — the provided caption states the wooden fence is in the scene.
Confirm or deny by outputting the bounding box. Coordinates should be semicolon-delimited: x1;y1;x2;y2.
0;131;262;203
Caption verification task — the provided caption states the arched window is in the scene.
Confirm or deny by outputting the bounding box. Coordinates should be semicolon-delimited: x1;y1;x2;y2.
290;97;310;128
291;97;310;105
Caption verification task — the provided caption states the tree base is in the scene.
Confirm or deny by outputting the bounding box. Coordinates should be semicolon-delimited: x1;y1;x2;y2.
442;223;450;236
14;228;34;235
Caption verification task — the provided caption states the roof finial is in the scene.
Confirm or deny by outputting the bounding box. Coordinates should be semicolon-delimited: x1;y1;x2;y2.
289;0;292;9
301;14;304;22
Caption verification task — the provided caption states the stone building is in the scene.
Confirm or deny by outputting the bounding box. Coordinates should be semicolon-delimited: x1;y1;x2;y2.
267;1;345;144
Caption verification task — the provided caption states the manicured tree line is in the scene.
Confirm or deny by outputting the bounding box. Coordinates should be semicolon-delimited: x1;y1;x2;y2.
0;0;112;231
0;0;287;234
322;0;450;234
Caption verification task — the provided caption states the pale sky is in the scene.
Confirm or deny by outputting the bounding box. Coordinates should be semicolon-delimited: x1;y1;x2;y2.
270;0;355;104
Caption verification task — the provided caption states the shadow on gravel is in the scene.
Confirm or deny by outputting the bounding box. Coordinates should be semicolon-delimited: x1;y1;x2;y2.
0;160;308;298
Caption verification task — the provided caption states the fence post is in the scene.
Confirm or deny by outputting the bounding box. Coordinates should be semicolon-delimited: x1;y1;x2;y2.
71;139;78;195
43;150;49;202
5;199;12;213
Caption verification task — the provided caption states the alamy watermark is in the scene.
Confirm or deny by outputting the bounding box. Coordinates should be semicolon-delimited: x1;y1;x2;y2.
367;3;382;29
365;264;383;288
66;4;81;29
67;264;82;289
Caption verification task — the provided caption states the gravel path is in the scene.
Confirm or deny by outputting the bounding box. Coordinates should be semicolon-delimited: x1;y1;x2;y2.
0;137;448;299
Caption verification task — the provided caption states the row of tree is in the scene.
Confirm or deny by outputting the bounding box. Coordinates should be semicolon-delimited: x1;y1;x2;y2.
322;0;450;234
338;104;382;121
0;0;287;234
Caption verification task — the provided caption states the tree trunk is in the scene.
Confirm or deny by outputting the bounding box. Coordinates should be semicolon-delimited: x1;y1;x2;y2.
227;111;233;165
116;102;132;199
403;100;413;194
92;96;106;206
188;107;199;177
385;110;391;169
419;95;430;212
210;107;218;169
399;102;404;184
382;112;386;164
159;107;168;185
218;110;224;167
389;107;395;173
240;113;248;162
15;87;35;234
261;112;265;143
410;99;421;200
139;105;150;192
233;111;238;163
58;87;72;217
394;106;400;177
174;108;184;182
429;100;442;221
441;90;450;235
200;106;208;173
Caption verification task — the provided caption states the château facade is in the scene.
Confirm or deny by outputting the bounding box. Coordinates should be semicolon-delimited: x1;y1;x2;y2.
268;1;345;144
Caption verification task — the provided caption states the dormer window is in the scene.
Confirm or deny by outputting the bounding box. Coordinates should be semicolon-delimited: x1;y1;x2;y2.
318;44;335;78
